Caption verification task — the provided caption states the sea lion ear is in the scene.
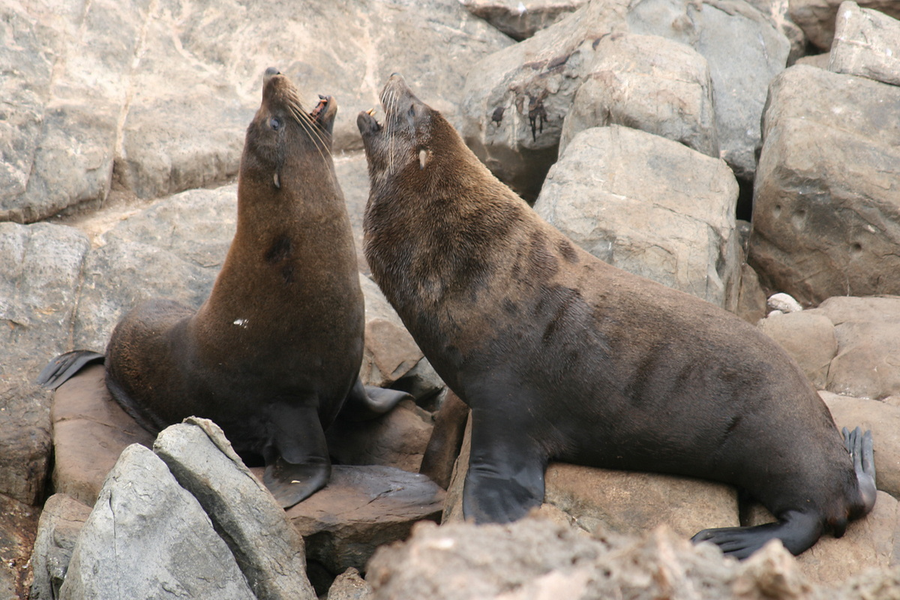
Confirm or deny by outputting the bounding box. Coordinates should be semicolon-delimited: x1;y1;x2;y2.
313;95;338;135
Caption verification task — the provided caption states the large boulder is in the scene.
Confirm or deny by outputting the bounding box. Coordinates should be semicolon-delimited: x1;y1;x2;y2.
828;1;900;85
626;0;791;181
559;33;718;158
749;65;900;305
534;125;741;309
789;0;900;50
59;444;256;599
1;0;511;223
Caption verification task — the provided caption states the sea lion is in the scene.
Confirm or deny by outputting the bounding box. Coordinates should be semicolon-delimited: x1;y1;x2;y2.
356;74;877;558
40;69;408;508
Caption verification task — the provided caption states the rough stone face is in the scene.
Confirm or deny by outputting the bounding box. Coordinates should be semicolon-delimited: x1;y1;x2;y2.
29;494;92;600
749;65;900;306
50;364;154;506
0;494;40;600
789;0;900;50
460;0;631;200
560;33;718;158
326;568;371;600
153;418;317;600
534;125;741;309
757;311;838;389
59;444;255;600
747;0;808;63
2;0;511;223
283;465;445;575
829;1;900;86
460;0;589;40
626;0;791;181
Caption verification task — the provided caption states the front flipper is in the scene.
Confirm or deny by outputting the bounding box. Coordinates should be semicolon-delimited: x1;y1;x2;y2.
844;426;877;517
691;509;823;559
37;350;105;389
338;378;412;422
462;407;547;524
262;401;332;509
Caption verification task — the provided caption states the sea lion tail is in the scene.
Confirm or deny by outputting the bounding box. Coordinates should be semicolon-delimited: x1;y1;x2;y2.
36;350;105;390
843;426;877;519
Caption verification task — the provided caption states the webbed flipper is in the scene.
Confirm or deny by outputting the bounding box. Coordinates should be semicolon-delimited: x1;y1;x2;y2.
36;350;105;390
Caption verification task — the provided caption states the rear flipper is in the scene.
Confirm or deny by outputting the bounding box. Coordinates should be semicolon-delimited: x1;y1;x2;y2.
691;509;823;559
337;378;412;421
262;401;332;509
844;426;877;517
36;350;105;389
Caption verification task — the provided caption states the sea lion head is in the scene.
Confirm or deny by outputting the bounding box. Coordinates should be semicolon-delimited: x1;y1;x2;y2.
357;73;455;188
242;67;338;190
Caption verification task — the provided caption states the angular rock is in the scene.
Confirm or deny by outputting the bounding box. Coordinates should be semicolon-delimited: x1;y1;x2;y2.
30;494;92;600
627;0;790;181
282;465;445;575
153;418;316;600
0;382;53;506
327;568;371;600
560;33;718;158
51;364;154;506
829;1;900;85
461;0;631;200
757;311;838;389
736;263;768;323
0;494;40;600
746;0;808;63
821;391;900;499
828;319;900;400
59;444;255;600
789;0;900;50
335;153;373;275
460;0;589;40
534;125;741;309
749;65;900;305
326;400;434;473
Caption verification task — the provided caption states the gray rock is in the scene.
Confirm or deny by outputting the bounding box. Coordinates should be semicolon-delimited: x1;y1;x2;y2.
627;0;791;181
829;1;900;86
153;418;317;600
749;65;900;305
560;33;719;158
59;444;255;600
460;0;631;200
460;0;588;40
284;465;445;575
746;0;808;63
30;494;92;600
327;568;371;600
535;125;741;309
789;0;900;50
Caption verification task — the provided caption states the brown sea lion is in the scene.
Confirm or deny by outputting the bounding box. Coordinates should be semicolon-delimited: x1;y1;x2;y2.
40;69;408;508
356;74;876;558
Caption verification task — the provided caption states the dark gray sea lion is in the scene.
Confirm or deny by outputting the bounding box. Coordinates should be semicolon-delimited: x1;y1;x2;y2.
356;74;876;558
40;69;408;508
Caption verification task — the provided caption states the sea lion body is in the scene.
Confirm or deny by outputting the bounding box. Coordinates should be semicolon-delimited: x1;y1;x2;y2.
89;70;404;507
357;75;876;557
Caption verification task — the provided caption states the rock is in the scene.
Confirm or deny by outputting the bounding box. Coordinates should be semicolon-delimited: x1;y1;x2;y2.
560;33;718;158
153;418;316;600
544;463;739;538
29;494;92;600
736;263;768;323
821;391;900;499
829;1;900;85
0;494;40;600
749;65;900;306
460;0;589;40
326;400;434;473
768;292;804;313
461;0;631;200
50;363;154;506
757;311;837;389
746;0;808;63
789;0;900;50
334;153;373;275
59;444;255;600
2;0;511;222
419;391;470;490
282;465;445;575
327;568;371;600
534;125;741;309
626;0;791;181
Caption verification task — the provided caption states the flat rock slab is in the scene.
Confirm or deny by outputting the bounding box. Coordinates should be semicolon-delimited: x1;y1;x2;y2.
50;363;154;506
278;465;445;575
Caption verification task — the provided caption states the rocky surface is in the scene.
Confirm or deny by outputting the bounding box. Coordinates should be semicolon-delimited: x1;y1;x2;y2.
460;0;589;40
5;0;900;597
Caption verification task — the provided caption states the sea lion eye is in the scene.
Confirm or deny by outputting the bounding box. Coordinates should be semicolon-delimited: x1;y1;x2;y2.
270;117;282;131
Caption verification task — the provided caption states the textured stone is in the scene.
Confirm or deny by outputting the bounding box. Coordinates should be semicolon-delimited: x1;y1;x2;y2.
0;494;40;600
535;125;741;309
757;311;838;389
460;0;589;40
30;494;92;600
829;1;900;85
326;568;371;600
59;444;255;600
789;0;900;50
